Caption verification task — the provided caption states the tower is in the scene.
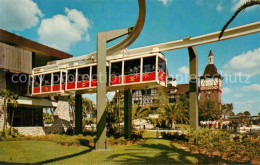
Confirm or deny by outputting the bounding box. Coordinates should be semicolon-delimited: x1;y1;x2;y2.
200;50;223;105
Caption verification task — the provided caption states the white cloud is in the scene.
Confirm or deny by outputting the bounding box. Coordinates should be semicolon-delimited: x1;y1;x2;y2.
231;0;258;11
216;3;223;12
0;0;42;31
242;84;260;92
234;93;243;98
158;0;172;6
222;87;231;94
178;66;189;75
38;8;91;51
223;47;260;76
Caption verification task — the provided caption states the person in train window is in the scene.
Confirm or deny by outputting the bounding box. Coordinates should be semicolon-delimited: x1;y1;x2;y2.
133;66;138;74
35;81;39;87
44;80;50;85
82;74;89;80
69;75;75;82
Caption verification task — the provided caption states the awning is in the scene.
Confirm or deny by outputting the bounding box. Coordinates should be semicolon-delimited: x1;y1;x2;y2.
16;97;57;108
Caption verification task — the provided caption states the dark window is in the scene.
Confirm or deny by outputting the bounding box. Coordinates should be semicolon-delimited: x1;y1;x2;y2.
111;62;122;77
34;75;40;87
53;72;60;85
67;69;76;82
143;56;156;73
42;74;51;86
124;59;140;75
92;66;97;79
158;58;166;73
78;67;90;81
8;107;43;127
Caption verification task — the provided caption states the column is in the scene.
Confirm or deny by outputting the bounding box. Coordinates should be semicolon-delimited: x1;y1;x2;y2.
188;47;199;130
124;89;132;139
75;94;83;135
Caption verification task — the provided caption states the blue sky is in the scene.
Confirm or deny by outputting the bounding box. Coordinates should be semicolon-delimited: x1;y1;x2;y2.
0;0;259;115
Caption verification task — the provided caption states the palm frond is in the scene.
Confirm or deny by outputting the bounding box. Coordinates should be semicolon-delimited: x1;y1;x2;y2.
219;0;260;39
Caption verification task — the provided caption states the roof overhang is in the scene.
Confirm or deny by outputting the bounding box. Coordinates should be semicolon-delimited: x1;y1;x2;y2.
16;97;57;108
0;29;72;59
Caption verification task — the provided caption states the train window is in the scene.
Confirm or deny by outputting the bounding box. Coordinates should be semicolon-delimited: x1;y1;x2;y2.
111;62;122;77
92;66;97;79
124;59;140;75
42;74;51;86
53;72;60;85
34;76;40;87
78;67;90;81
143;56;156;73
158;58;166;73
67;69;76;82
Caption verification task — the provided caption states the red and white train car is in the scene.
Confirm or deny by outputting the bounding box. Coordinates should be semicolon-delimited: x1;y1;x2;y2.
31;52;167;96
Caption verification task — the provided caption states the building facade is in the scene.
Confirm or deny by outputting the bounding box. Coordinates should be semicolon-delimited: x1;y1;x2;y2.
0;29;72;135
199;50;223;106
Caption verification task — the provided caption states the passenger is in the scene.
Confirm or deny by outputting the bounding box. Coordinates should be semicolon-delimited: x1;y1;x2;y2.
35;82;39;87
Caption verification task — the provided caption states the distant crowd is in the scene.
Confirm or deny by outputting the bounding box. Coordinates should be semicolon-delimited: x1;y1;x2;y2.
200;119;254;131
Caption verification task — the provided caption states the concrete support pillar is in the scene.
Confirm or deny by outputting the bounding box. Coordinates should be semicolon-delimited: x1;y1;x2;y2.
124;89;132;139
75;94;83;135
95;33;108;150
188;47;199;130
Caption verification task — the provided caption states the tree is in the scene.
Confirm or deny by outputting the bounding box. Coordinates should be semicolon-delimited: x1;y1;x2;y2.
0;89;19;136
237;112;244;116
199;99;221;121
219;0;260;39
221;103;234;118
68;96;95;131
243;111;251;116
159;101;189;129
132;105;151;120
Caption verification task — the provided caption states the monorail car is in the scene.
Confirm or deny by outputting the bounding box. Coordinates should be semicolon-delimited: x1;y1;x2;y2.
31;52;167;96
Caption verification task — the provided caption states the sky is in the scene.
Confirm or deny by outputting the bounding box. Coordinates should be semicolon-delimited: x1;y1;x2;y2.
0;0;259;115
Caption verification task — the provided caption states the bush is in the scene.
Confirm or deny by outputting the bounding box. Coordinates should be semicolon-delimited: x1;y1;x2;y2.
185;129;260;162
162;132;188;141
2;134;95;147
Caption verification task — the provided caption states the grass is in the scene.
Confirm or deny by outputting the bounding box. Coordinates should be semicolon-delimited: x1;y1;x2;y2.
0;139;198;164
142;131;157;139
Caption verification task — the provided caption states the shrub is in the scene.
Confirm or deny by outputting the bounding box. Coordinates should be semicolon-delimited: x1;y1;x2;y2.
185;129;260;162
2;134;95;146
162;132;188;141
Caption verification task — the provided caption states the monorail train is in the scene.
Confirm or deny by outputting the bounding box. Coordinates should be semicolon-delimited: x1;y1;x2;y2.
31;52;167;96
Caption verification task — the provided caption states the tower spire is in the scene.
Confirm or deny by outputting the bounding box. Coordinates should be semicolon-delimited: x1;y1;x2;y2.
208;49;213;64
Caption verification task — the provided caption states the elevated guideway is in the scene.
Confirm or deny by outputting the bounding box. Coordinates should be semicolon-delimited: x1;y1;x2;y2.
33;21;260;74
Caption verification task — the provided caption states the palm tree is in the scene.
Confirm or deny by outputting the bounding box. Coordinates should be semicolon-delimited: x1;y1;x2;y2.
219;0;260;39
0;89;19;136
159;102;189;129
8;93;19;135
132;105;151;120
0;89;10;136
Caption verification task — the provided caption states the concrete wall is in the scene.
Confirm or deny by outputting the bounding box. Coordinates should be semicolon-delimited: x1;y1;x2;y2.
200;90;221;107
14;127;45;136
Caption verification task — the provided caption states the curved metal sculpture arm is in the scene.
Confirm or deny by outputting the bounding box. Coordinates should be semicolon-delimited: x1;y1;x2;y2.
107;0;146;56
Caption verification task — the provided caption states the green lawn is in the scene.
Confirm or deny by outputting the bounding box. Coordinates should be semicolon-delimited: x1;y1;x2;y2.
0;139;198;164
